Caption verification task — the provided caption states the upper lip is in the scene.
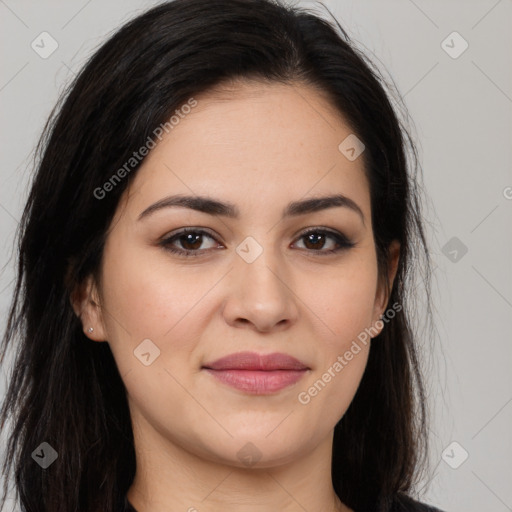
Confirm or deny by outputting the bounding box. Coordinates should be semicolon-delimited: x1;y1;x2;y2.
202;351;309;371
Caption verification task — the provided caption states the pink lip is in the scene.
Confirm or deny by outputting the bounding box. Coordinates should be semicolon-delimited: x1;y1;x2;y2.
202;351;309;394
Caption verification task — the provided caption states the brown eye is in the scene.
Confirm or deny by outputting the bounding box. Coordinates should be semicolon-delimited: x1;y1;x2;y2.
159;228;221;256
303;232;327;250
177;232;204;251
294;229;355;255
159;227;354;258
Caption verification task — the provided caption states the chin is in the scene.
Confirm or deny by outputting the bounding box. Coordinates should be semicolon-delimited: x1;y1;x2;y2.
196;431;317;469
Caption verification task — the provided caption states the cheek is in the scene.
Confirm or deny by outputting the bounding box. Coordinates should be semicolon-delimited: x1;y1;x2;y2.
303;258;378;349
295;272;373;428
98;241;222;368
293;253;377;415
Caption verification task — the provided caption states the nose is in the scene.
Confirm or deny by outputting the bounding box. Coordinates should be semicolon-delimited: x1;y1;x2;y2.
221;247;299;333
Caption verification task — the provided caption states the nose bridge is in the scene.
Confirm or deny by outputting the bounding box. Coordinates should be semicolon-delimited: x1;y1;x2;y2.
223;235;298;331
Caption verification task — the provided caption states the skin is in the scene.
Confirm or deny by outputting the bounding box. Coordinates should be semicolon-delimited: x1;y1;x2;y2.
74;80;400;512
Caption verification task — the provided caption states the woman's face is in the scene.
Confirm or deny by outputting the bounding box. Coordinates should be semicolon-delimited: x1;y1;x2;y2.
82;81;398;468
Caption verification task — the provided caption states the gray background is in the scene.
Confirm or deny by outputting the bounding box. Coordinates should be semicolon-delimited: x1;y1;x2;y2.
1;1;511;511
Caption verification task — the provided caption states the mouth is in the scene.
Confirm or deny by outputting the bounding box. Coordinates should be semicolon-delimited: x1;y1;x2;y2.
201;351;310;394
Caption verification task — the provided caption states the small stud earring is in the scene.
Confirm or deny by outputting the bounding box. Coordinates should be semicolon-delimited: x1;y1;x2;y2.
87;327;94;333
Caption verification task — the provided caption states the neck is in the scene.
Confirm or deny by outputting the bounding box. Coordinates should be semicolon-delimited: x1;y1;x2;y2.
126;412;352;512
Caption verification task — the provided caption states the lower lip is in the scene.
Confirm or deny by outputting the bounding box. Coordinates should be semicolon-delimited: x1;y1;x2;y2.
203;369;308;394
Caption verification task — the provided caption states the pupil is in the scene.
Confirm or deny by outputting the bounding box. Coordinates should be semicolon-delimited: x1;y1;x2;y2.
306;233;324;250
182;233;202;250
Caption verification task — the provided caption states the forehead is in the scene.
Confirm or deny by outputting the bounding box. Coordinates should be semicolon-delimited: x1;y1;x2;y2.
122;81;371;221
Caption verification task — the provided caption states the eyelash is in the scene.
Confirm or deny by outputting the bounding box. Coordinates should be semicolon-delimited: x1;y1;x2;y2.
158;227;355;257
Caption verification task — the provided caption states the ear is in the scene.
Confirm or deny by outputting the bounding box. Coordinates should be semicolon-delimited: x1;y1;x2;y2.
371;240;400;334
70;275;107;342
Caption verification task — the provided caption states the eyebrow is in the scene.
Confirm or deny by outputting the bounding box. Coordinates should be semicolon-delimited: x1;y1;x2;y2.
137;193;365;224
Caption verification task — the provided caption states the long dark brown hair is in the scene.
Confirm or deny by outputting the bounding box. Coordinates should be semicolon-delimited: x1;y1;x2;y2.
0;1;435;511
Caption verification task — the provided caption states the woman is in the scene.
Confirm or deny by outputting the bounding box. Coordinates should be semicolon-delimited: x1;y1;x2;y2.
0;0;443;511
